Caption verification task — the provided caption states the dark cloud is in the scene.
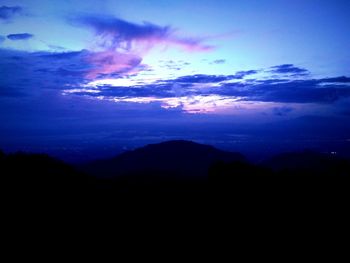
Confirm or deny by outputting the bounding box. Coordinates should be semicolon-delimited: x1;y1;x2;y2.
234;70;259;79
1;49;349;107
341;110;350;116
273;106;294;116
270;64;309;76
74;15;213;52
68;16;214;78
76;15;171;46
71;73;350;105
0;86;27;97
38;51;84;60
0;6;22;21
169;70;258;84
222;80;350;103
172;74;233;84
0;49;90;97
7;33;34;41
319;76;350;83
0;48;145;94
212;59;226;64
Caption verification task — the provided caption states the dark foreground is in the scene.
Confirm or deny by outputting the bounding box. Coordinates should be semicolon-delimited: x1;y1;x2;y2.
1;141;349;207
2;141;348;260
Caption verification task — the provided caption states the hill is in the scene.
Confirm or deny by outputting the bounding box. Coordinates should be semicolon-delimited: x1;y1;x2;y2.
82;140;245;178
263;151;350;176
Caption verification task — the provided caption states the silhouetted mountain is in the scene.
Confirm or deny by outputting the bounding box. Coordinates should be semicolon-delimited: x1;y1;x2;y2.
209;151;350;203
263;151;350;176
82;140;245;179
1;152;95;199
1;142;349;201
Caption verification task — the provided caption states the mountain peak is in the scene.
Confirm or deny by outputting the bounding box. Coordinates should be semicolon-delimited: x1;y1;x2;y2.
84;140;245;178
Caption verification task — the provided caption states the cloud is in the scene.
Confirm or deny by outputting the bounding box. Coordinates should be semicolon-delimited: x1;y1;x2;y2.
67;15;215;79
7;33;34;41
1;47;144;91
38;50;84;60
234;70;259;79
74;15;214;52
0;35;5;43
76;16;171;46
167;71;259;84
2;50;349;113
0;86;27;97
0;49;90;97
85;51;142;79
159;60;191;71
270;64;309;76
0;6;22;21
211;59;226;64
68;71;350;106
273;106;294;116
319;76;350;83
224;79;350;103
173;74;234;84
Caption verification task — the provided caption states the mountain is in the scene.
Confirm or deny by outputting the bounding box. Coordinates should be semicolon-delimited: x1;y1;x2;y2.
0;152;95;200
82;140;245;178
263;151;350;176
1;143;349;200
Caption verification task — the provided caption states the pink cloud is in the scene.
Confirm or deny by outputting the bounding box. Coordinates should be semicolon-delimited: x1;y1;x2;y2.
74;15;215;79
168;37;214;52
85;51;142;79
77;15;213;53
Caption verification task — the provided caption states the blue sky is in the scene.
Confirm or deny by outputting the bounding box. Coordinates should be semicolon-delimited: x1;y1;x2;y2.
1;0;349;75
0;0;350;160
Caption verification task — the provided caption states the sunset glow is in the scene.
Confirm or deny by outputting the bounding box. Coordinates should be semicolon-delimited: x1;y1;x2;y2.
1;0;349;160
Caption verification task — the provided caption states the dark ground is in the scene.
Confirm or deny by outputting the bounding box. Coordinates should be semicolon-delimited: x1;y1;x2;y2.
1;141;349;203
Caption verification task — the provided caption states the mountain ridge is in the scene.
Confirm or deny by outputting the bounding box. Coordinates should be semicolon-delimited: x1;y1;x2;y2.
82;140;246;178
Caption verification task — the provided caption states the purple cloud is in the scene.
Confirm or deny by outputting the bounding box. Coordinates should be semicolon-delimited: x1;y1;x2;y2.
70;15;215;79
85;50;142;79
270;64;309;76
2;49;349;110
0;6;22;21
7;33;34;41
319;76;350;83
65;71;350;105
75;15;214;52
234;70;259;78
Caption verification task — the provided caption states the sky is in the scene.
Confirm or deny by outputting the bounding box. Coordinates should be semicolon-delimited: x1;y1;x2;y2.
1;0;350;161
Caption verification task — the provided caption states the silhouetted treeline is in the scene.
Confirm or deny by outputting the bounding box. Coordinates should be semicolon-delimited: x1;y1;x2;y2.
1;141;350;202
209;152;350;202
0;151;96;198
